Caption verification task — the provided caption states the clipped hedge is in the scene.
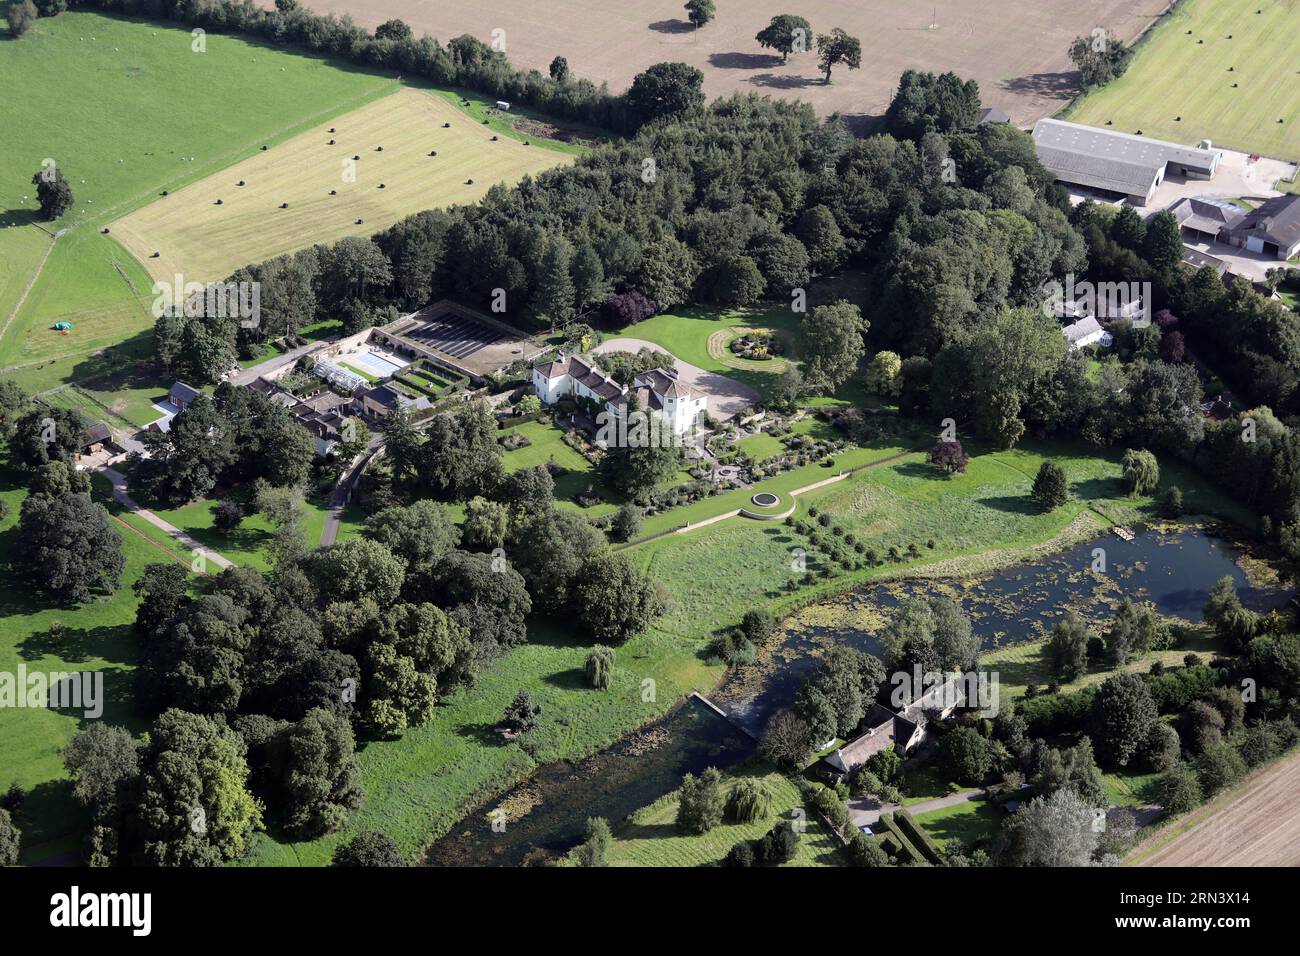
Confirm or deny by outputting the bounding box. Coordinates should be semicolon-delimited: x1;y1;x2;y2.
895;809;944;865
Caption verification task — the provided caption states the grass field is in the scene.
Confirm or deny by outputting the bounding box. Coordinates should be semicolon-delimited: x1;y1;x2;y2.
0;11;402;411
1068;0;1300;158
110;87;570;285
601;768;842;867
0;464;180;865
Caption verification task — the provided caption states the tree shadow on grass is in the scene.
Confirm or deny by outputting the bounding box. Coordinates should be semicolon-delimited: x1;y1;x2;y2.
648;19;693;34
615;819;678;841
1000;70;1078;98
1071;475;1126;502
541;667;586;692
18;619;137;668
15;779;88;867
709;51;783;70
453;720;507;748
0;207;42;228
977;494;1038;515
749;72;823;91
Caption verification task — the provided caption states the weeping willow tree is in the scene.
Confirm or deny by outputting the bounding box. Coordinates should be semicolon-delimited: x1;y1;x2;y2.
584;645;616;690
725;778;774;824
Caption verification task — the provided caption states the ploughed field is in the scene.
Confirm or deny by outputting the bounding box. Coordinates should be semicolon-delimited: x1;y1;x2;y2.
255;0;1158;126
1133;748;1300;866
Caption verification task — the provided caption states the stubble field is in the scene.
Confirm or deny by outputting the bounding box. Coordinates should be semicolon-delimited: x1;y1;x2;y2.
265;0;1159;126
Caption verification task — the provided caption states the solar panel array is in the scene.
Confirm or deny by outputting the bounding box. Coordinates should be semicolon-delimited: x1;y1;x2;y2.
406;313;505;359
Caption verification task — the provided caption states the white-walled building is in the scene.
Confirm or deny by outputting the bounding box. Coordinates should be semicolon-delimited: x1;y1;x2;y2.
531;354;707;437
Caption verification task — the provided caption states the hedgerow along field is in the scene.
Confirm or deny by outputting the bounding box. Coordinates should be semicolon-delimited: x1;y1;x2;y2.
1068;0;1300;158
0;11;400;419
111;87;572;286
289;0;1157;125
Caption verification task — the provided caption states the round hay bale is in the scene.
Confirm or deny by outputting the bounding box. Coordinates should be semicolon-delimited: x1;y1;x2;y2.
429;150;437;156
215;198;223;205
353;155;360;161
261;145;268;150
376;146;383;151
280;202;288;209
355;218;364;224
490;135;498;141
329;127;336;133
466;178;474;185
329;139;336;145
151;252;160;258
329;189;337;196
101;227;110;234
237;180;245;186
443;122;450;128
378;183;385;189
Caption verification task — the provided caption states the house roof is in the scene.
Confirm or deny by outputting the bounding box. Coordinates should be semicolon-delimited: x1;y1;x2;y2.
170;382;201;404
1227;194;1300;250
979;107;1011;125
1063;316;1104;344
635;367;702;402
1032;119;1218;196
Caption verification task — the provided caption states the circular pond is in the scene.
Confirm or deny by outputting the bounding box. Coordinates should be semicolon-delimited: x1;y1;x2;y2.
751;492;779;507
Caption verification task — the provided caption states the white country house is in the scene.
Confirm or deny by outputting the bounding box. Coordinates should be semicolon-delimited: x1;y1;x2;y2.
531;354;707;438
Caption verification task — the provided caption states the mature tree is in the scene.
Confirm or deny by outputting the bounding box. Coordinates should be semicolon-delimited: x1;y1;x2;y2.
756;14;812;63
307;538;406;606
795;205;846;274
364;642;437;737
1104;600;1162;667
548;55;570;82
1141;721;1182;773
624;62;705;124
572;552;664;644
1089;673;1158;767
712;254;766;307
373;18;412;41
1031;461;1068;511
316;237;392;308
418;398;503;501
129;395;234;503
63;724;140;809
32;164;73;219
1032;738;1107;807
1000;788;1100;866
1156;763;1202;815
884;69;982;140
584;645;616;690
461;496;511;551
533;235;576;329
1068;30;1133;89
7;0;37;37
1194;741;1247;797
725;778;774;823
332;830;404;866
635;237;699;310
502;689;542;734
610;503;644;542
683;0;714;28
136;709;263;866
17;491;124;603
865;351;903;398
1120;448;1159;497
940;726;993;785
605;290;658;327
816;28;861;82
599;407;681;497
1047;612;1090;682
571;241;612;312
364;499;459;568
132;561;192;641
1144;210;1184;273
676;766;724;834
276;708;364;838
255;482;309;566
800;300;866;393
0;809;19;866
761;710;814;770
927;438;969;475
572;816;611;866
755;820;800;864
10;406;83;470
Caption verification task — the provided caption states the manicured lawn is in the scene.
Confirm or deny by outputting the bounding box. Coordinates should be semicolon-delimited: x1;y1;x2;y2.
913;798;1002;850
900;764;965;805
737;432;785;461
500;419;619;518
602;768;842;867
1067;0;1300;157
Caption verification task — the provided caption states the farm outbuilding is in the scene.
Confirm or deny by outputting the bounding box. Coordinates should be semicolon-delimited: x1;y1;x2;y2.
1032;118;1220;206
